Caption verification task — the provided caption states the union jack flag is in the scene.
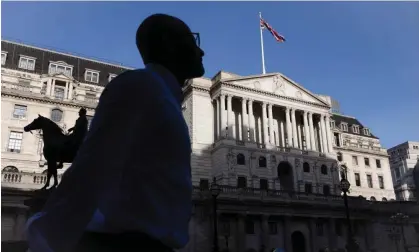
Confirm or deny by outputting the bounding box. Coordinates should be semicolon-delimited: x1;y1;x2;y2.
260;18;286;43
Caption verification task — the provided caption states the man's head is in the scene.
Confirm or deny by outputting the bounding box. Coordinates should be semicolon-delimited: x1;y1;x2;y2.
136;14;205;85
79;108;87;117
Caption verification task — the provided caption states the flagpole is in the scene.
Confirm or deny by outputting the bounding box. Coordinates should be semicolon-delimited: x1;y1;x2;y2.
259;12;266;74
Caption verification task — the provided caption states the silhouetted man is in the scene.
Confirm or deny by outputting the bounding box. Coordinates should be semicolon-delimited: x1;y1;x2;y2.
57;108;88;169
26;13;204;252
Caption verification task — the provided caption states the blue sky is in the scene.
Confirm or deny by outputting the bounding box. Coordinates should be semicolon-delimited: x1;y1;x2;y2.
2;2;418;148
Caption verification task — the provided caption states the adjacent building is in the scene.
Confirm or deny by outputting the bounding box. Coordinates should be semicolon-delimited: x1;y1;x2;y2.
2;40;418;252
388;141;419;201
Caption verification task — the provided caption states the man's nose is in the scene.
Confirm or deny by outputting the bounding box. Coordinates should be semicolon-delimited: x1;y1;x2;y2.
199;47;205;57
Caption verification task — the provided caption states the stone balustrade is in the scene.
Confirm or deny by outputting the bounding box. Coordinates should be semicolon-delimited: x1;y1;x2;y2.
2;172;62;190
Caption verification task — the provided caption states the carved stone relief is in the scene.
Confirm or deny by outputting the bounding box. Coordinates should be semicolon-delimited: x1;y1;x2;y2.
295;91;303;99
253;81;261;90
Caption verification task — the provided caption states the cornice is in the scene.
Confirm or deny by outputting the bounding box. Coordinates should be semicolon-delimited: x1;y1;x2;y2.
182;84;210;97
210;81;330;110
1;90;97;110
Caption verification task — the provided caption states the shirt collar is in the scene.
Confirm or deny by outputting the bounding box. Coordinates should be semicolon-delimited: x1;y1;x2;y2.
145;63;183;104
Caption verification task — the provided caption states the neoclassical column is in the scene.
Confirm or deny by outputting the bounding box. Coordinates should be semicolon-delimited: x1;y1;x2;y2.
325;115;334;153
268;103;274;145
261;214;270;250
220;94;227;138
241;98;248;142
303;111;311;150
320;114;328;153
236;214;246;252
291;109;298;148
328;218;336;250
216;97;220;140
64;82;69;99
309;218;318;252
46;79;52;96
317;120;324;152
68;82;73;100
248;99;255;142
285;107;292;148
283;217;292;252
51;79;56;97
297;124;303;149
280;120;285;147
227;95;233;139
262;103;269;146
309;112;316;151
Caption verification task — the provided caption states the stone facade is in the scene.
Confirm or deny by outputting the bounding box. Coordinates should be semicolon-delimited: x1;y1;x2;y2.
2;40;418;252
388;141;419;201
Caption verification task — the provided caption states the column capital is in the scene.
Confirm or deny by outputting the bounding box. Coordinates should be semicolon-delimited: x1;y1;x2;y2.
226;94;233;100
262;102;267;108
219;93;226;98
284;106;291;112
240;97;248;102
303;110;308;116
248;98;255;102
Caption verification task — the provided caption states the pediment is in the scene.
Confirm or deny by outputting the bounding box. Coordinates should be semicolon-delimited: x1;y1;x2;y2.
225;73;329;107
43;73;75;81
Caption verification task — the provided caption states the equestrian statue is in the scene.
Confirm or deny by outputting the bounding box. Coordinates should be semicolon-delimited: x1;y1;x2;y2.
23;108;88;190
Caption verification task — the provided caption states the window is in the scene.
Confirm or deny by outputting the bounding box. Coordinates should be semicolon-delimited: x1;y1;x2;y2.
355;173;361;187
330;120;335;129
305;183;312;194
335;221;342;236
378;176;384;189
321;165;328;175
395;168;401;179
323;185;330;196
367;175;373;188
245;219;254;234
316;222;324;236
352;125;359;134
382;197;387;201
3;166;19;173
8;131;23;153
54;86;65;100
259;156;267;167
85;70;100;83
337;152;343;162
370;196;376;201
108;74;117;82
364;158;370;167
237;153;245;165
199;179;209;190
376;159;381;168
86;115;94;129
49;62;73;76
303;162;310;173
51;108;63;122
237;176;247;188
352;156;358;166
18;56;36;70
260;179;269;190
268;222;278;234
341;123;348;132
13;105;27;119
220;220;230;235
363;128;370;136
1;51;7;65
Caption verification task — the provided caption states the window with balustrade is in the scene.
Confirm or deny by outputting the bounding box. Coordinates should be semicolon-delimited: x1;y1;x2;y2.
259;156;267;167
237;153;245;165
303;162;310;173
51;108;63;122
323;185;330;195
305;183;312;194
321;165;328;175
260;179;268;190
7;131;23;153
237;176;247;188
13;105;27;119
18;56;36;71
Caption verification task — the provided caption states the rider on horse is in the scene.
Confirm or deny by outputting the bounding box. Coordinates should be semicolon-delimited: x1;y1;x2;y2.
57;108;89;168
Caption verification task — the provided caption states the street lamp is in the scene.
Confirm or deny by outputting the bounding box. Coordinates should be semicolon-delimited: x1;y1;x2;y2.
211;177;222;252
339;178;359;252
390;212;409;252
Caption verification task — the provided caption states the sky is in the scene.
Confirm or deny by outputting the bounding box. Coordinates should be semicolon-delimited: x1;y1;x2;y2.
2;1;418;148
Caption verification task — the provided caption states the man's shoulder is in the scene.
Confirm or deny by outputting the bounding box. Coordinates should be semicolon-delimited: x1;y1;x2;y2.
105;68;157;93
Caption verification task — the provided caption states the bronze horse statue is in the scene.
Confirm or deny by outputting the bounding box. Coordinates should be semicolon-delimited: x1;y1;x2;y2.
24;115;81;190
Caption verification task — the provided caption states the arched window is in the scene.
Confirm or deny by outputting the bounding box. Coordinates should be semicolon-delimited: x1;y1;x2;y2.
51;108;63;122
321;165;328;175
237;153;245;165
382;197;388;201
303;162;310;173
2;166;19;173
370;196;376;201
337;152;343;162
259;156;267;168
